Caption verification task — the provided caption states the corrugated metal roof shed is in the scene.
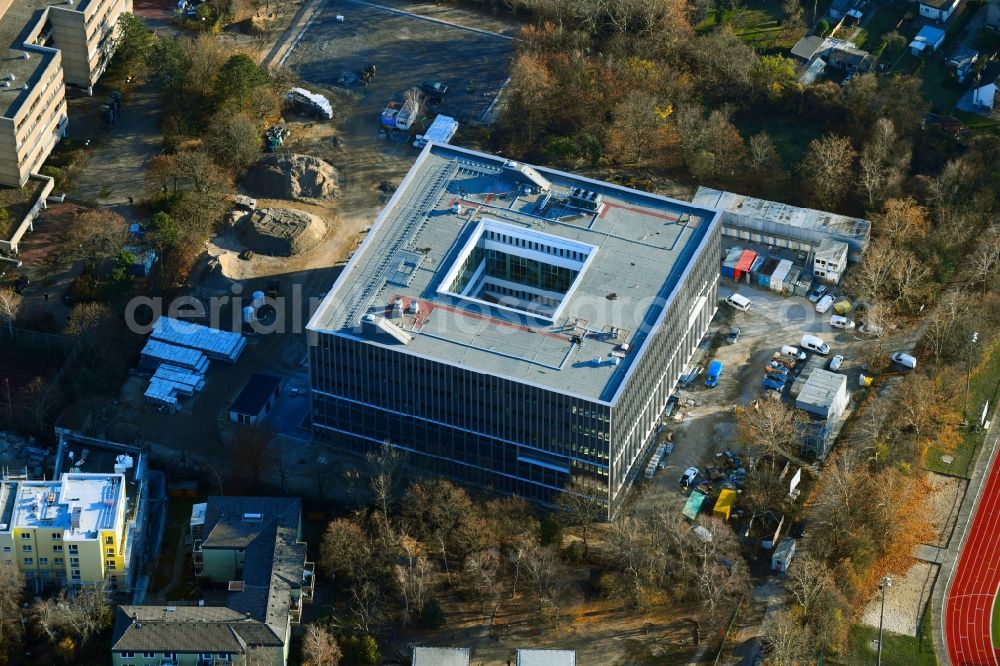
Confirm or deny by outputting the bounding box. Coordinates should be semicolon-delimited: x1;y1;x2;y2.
412;647;470;666
795;369;847;416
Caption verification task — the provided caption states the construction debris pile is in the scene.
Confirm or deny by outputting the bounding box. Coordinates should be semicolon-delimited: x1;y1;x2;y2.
238;207;328;257
243;153;339;202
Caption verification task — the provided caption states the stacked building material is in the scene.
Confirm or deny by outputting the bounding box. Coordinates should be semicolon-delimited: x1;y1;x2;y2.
140;339;210;374
150;317;246;363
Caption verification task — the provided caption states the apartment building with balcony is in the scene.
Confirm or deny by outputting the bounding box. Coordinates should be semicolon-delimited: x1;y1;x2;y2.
0;472;130;591
111;497;315;666
0;0;130;187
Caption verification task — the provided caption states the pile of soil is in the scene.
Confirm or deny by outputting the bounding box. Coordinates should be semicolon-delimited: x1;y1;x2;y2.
238;207;328;257
243;153;339;202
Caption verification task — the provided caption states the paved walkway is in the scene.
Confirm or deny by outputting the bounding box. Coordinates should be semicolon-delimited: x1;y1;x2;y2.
934;415;1000;666
65;84;163;206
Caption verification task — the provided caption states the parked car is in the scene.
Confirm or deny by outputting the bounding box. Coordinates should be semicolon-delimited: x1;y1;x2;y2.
705;361;724;388
890;352;917;369
779;345;807;361
725;292;751;312
830;315;855;330
808;284;828;303
679;466;700;488
815;294;835;313
726;326;741;344
829;355;844;372
762;376;786;391
800;334;831;355
13;275;29;294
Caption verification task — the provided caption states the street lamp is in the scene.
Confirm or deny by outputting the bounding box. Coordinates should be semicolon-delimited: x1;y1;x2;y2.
965;331;979;428
877;576;892;666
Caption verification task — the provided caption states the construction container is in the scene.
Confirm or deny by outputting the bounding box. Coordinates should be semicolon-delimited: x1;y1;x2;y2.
757;258;780;288
779;267;801;295
833;298;852;315
713;489;737;521
734;250;758;281
683;491;708;521
769;259;793;293
722;247;743;279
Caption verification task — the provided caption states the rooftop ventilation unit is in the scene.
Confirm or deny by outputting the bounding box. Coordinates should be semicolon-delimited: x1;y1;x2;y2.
21;52;29;60
567;187;604;212
501;160;550;193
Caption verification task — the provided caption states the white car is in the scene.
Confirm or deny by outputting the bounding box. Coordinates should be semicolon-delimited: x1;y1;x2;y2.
890;352;917;369
815;294;835;314
830;315;855;330
829;355;844;372
679;466;700;488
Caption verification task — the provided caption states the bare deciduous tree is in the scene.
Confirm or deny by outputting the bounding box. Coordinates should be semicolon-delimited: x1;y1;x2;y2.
787;554;833;615
0;288;22;338
555;481;605;555
0;560;25;649
33;585;112;645
302;623;341;666
765;611;811;666
800;133;857;209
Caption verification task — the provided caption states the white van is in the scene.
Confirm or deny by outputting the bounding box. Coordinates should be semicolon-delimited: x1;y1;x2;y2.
780;345;807;361
815;294;835;314
800;334;830;355
725;293;751;312
830;315;855;330
890;352;917;369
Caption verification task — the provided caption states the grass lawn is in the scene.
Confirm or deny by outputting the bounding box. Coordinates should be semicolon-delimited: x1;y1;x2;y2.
855;0;910;52
955;109;1000;135
151;497;196;594
835;603;937;666
920;59;965;113
696;0;801;49
0;180;42;240
926;333;1000;477
993;584;1000;645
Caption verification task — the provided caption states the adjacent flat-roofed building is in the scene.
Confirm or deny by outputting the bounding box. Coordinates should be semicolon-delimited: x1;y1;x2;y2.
413;647;471;666
0;472;129;591
308;144;722;516
692;187;871;262
518;649;577;665
0;0;131;186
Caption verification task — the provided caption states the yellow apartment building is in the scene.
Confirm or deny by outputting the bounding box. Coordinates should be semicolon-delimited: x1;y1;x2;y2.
0;472;129;591
0;0;131;187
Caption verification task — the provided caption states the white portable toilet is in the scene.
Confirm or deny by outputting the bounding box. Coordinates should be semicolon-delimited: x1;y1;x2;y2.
252;290;265;309
242;306;256;324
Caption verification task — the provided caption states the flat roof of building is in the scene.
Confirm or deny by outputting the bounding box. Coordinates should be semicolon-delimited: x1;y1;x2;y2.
0;472;124;539
517;649;577;666
0;0;60;118
692;187;871;243
412;647;471;666
309;144;720;403
230;374;281;416
796;368;847;409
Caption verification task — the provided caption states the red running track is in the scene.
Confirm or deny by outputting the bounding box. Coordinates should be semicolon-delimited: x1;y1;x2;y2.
945;441;1000;666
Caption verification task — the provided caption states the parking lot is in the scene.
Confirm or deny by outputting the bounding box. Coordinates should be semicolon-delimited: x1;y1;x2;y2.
287;0;515;125
648;276;890;502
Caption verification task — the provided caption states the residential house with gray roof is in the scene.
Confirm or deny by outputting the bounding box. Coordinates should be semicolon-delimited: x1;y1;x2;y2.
110;497;314;666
